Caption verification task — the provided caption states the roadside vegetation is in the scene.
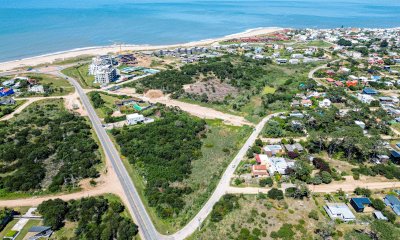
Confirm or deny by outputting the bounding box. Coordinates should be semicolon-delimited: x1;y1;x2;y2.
0;99;101;197
110;108;251;233
37;195;138;239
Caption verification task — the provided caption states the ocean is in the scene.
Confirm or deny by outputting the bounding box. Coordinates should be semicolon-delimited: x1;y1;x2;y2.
0;0;399;62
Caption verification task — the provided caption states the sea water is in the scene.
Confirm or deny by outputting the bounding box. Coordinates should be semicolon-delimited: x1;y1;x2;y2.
0;0;399;61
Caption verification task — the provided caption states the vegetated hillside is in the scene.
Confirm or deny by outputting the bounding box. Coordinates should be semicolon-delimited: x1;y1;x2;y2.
112;108;206;218
38;196;138;239
130;55;270;95
0;99;101;193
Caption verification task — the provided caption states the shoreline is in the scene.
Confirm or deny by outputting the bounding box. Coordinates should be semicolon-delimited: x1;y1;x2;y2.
0;27;283;72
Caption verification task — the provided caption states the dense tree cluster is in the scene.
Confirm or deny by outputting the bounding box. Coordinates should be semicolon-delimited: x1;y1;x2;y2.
38;197;138;239
133;56;270;95
0;100;100;192
112;109;206;218
90;92;105;108
210;194;239;222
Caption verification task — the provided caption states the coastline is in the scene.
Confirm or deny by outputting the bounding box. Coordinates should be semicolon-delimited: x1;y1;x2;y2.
0;27;283;72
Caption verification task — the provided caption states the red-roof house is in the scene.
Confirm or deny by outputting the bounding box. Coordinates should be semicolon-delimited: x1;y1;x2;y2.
335;81;344;87
326;78;335;83
252;165;269;177
346;80;358;87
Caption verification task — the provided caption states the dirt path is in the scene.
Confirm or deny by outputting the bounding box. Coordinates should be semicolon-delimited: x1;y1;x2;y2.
148;96;253;127
227;179;400;195
90;88;253;127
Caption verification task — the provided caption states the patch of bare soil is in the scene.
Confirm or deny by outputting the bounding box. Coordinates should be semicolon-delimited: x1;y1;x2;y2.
183;79;238;102
145;89;164;99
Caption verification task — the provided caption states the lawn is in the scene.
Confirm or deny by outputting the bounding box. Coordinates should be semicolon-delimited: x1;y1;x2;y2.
108;119;252;234
15;219;42;240
293;40;333;48
0;219;18;238
87;91;120;118
25;73;74;96
61;63;98;88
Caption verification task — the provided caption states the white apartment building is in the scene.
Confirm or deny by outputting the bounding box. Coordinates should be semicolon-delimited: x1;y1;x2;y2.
94;65;117;85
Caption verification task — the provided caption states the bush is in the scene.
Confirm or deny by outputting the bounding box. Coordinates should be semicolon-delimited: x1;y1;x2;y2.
354;187;372;197
210;194;239;222
259;177;273;187
371;198;386;211
321;171;332;184
308;210;319;220
267;188;284;200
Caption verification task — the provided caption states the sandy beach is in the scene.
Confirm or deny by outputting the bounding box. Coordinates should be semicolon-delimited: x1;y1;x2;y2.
0;27;282;72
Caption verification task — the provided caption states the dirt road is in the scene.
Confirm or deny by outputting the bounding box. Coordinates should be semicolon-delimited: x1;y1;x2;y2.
227;180;400;195
148;96;253;127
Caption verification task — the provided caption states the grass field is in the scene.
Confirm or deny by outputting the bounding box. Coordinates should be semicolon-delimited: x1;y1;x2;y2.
87;91;120;118
24;73;74;96
61;63;98;88
294;40;333;48
109;119;252;234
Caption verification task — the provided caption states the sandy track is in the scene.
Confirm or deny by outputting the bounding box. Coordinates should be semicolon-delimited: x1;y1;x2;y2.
148;96;253;127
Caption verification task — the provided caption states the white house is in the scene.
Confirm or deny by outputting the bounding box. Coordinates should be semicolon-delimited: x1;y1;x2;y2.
324;203;356;222
126;113;145;125
266;157;294;176
28;85;45;94
318;99;332;108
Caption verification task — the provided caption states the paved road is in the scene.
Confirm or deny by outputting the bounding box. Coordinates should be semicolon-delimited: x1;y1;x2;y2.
55;71;161;240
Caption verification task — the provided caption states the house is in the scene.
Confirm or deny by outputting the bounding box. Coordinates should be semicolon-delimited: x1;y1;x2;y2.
255;154;269;165
2;79;15;87
28;85;45;94
363;88;378;95
354;121;366;129
284;143;304;153
335;81;344;87
350;197;372;212
291;100;300;108
289;112;304;118
0;88;14;97
371;155;390;164
326;78;335;83
301;99;312;107
373;211;388;221
318;99;332;108
390;150;400;162
126;113;145;125
266;157;294;175
115;98;143;107
25;226;53;239
357;94;375;104
346;80;358;87
252;165;269;177
289;59;299;64
384;195;400;215
324;203;356;222
263;145;284;157
0;98;16;105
